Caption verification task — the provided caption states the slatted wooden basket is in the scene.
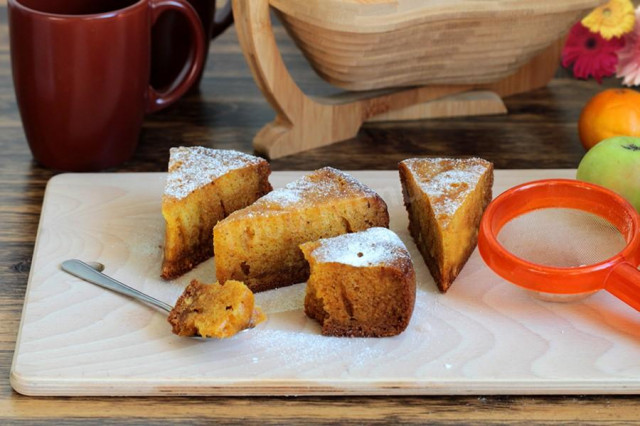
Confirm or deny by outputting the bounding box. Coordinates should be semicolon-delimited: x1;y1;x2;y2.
233;0;602;158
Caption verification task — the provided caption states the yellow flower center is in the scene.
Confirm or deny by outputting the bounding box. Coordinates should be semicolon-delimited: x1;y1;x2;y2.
603;8;612;18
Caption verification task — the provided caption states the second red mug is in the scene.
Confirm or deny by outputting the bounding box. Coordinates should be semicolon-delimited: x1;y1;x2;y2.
151;0;234;91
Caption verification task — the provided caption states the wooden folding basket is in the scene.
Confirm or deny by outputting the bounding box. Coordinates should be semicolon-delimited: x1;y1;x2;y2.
233;0;601;158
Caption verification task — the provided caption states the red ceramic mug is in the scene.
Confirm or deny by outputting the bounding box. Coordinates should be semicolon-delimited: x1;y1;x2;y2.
151;0;233;91
8;0;206;171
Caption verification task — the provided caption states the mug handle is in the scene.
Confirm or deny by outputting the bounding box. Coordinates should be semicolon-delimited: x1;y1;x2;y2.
147;0;206;113
211;1;234;39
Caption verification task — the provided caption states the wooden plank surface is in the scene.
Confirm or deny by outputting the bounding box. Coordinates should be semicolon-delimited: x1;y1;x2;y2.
2;0;640;423
13;170;639;397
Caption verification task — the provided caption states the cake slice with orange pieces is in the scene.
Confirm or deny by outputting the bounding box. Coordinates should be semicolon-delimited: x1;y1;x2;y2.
214;167;389;292
399;157;493;292
161;147;272;280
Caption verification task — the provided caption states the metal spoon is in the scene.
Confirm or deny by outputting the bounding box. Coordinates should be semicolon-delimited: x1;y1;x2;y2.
61;259;262;338
60;259;173;313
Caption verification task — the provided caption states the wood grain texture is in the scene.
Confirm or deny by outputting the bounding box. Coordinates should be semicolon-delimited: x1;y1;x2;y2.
365;91;508;122
271;0;600;90
1;0;640;423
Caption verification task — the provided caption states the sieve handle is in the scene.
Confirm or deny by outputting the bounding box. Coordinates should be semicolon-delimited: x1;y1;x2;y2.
604;262;640;311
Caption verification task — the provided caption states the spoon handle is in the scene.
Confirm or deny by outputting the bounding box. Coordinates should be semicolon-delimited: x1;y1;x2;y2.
61;259;173;313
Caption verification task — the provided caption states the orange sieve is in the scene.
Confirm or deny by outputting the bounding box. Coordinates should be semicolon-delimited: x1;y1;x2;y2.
478;179;640;311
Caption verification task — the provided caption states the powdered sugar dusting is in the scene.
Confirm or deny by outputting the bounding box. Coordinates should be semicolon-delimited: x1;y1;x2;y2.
244;328;387;369
258;167;378;209
260;173;317;208
309;227;410;267
164;147;264;200
403;158;490;222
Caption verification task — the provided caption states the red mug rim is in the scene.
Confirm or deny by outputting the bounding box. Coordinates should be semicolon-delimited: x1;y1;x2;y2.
8;0;146;19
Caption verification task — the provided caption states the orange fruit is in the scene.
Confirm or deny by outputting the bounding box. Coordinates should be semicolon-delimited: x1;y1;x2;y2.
578;88;640;150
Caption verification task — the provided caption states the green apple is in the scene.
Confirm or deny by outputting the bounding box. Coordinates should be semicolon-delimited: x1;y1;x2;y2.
576;136;640;212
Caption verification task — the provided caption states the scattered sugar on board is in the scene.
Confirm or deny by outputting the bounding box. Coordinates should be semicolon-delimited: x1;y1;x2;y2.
255;283;306;313
164;147;263;199
404;158;489;220
310;227;410;267
244;328;386;369
128;221;164;258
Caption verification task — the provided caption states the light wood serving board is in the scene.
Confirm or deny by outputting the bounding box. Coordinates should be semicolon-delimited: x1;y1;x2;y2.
11;170;640;396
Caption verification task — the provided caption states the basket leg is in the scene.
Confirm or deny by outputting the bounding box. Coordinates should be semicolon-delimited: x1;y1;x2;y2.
233;0;361;159
366;91;507;123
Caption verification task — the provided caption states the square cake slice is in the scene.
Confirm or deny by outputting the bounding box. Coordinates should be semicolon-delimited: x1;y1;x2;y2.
300;227;416;337
161;147;272;280
399;157;493;292
214;167;389;292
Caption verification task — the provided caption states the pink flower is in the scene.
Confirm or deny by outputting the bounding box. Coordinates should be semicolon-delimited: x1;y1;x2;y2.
562;22;625;83
616;8;640;86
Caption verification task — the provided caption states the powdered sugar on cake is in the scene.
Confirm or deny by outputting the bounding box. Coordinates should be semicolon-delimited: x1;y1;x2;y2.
404;158;490;220
256;167;377;209
309;227;410;267
259;173;319;208
164;147;263;199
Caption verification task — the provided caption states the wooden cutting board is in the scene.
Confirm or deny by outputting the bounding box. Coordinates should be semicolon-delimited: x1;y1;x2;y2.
11;170;640;396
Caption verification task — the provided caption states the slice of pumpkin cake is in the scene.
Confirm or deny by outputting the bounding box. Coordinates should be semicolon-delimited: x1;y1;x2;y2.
399;157;493;292
161;147;272;280
214;167;389;292
300;227;416;337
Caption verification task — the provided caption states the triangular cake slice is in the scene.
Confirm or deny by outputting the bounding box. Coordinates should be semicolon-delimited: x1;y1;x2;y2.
161;147;272;280
214;167;389;292
399;157;493;292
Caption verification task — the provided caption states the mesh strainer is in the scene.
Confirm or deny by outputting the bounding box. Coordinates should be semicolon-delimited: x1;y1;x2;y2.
478;179;640;310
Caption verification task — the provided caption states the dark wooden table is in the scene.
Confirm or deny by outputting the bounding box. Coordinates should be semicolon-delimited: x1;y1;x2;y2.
2;2;640;424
